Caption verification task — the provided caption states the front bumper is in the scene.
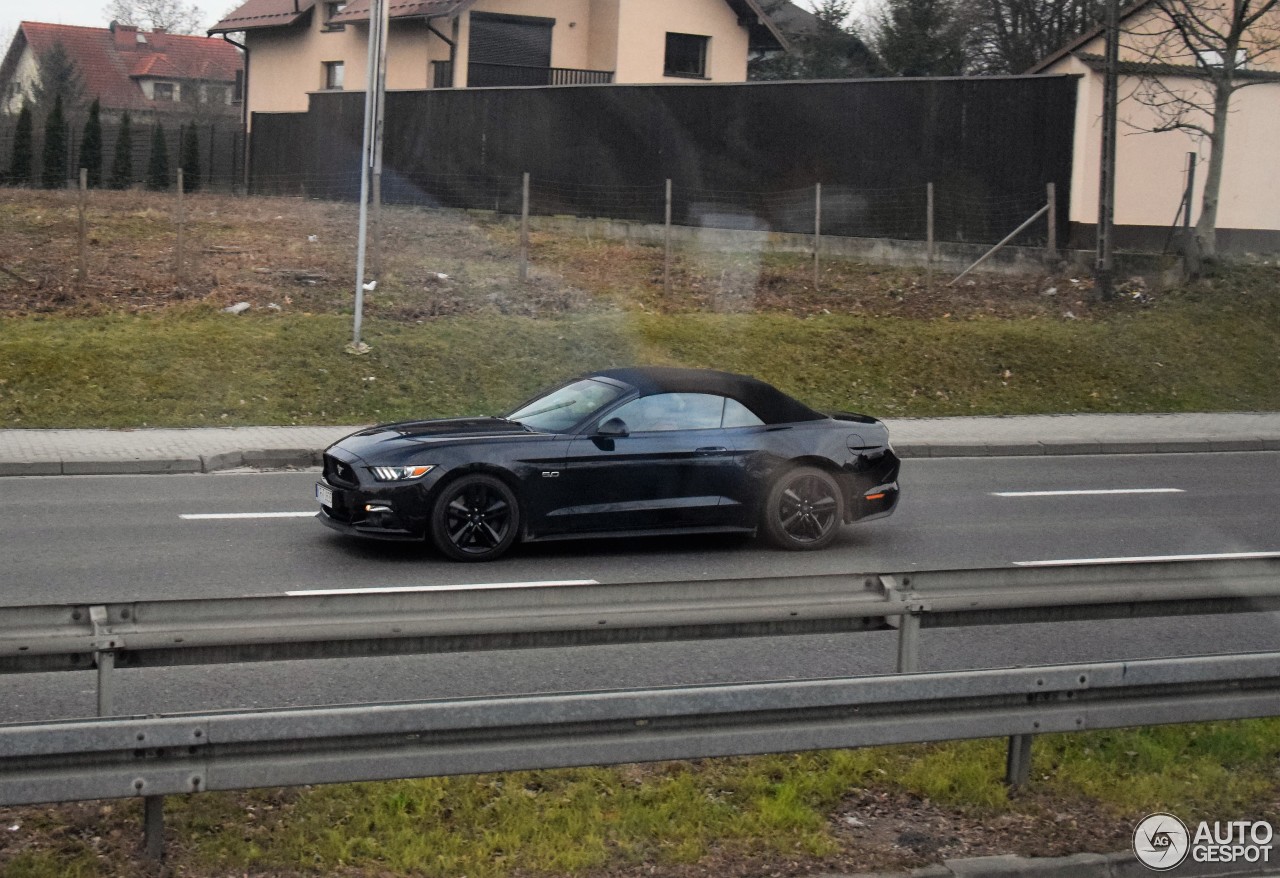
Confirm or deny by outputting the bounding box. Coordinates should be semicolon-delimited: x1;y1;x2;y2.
315;477;427;541
845;448;901;523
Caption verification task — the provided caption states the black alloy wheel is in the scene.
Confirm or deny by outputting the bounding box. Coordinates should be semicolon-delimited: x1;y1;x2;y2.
430;474;521;561
762;466;843;550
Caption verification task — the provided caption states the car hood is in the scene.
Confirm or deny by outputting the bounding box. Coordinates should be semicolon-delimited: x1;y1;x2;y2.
330;417;537;459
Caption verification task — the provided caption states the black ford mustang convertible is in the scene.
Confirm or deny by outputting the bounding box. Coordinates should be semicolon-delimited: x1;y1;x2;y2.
317;367;899;561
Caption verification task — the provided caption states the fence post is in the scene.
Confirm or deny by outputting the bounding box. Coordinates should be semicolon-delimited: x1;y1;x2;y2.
144;796;165;860
663;178;672;298
77;168;88;288
813;182;822;290
1005;733;1034;788
1183;152;1197;240
370;164;383;278
175;168;185;287
519;172;530;283
926;183;935;292
1046;183;1058;262
949;203;1049;286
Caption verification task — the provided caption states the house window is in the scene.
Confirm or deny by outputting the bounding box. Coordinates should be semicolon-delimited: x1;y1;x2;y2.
324;2;347;30
153;82;176;101
323;61;345;90
1197;48;1247;69
664;33;709;78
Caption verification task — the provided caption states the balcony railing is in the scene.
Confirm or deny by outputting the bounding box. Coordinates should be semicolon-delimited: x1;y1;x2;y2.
431;61;614;88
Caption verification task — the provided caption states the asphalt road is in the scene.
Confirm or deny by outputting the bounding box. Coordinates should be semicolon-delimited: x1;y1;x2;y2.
3;451;1279;722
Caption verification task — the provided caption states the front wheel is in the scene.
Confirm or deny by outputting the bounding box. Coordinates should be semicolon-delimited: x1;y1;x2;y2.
430;474;521;561
761;466;844;551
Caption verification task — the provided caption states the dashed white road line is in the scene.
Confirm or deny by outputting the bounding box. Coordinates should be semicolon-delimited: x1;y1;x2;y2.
1015;551;1280;567
287;580;599;596
181;511;318;520
992;488;1185;497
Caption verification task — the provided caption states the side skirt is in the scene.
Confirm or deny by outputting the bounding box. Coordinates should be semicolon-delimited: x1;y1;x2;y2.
524;525;757;544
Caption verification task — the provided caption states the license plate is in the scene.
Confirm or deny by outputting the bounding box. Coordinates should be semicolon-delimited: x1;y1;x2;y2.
315;483;333;507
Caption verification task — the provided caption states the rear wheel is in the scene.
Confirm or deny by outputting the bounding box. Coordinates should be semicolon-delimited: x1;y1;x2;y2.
762;466;843;551
430;474;521;561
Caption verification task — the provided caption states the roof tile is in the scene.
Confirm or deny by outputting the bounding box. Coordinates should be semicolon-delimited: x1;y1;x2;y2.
11;21;242;113
210;0;316;33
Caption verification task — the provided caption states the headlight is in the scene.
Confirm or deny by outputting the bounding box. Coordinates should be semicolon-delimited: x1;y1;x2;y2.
370;465;436;482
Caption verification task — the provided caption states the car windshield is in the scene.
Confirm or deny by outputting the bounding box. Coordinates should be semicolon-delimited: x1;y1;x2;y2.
506;378;626;433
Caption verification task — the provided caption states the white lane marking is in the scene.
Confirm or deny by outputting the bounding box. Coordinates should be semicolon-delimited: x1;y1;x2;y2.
181;511;318;520
286;580;599;596
992;488;1185;497
1015;551;1280;567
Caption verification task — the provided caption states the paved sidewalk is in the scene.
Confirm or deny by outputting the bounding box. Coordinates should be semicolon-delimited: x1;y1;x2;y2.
0;412;1279;476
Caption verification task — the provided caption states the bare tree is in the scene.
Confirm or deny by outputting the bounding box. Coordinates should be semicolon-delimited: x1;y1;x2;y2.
104;0;206;34
969;0;1103;73
1123;0;1280;258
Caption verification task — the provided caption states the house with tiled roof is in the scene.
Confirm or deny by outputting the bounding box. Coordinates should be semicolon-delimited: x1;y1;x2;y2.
0;21;244;121
1028;0;1280;254
208;0;785;121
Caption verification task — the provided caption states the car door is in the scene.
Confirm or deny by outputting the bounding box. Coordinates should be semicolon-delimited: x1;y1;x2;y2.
548;393;743;534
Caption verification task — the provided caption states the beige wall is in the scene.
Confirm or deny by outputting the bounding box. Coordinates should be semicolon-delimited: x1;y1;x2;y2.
1054;9;1280;235
1114;4;1280;71
615;0;749;83
247;12;454;118
244;0;756;119
587;0;621;73
2;47;38;115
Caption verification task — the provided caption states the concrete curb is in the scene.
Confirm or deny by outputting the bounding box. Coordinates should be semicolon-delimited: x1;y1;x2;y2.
2;414;1279;476
0;438;1274;477
840;849;1279;878
0;451;321;477
892;438;1280;459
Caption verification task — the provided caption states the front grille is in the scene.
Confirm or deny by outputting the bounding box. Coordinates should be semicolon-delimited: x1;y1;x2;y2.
323;454;359;488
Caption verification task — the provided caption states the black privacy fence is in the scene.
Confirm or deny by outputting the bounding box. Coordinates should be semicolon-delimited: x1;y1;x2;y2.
249;75;1076;246
0;117;244;192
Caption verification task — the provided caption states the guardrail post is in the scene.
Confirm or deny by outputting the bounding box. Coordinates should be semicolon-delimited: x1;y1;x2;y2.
144;796;165;859
90;606;116;716
91;605;169;860
896;611;921;674
1005;733;1034;788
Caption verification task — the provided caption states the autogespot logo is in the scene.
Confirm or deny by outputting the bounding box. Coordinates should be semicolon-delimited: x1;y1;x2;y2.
1133;813;1191;871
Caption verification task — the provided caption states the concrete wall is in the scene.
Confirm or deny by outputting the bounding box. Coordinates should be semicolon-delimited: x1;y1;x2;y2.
515;212;1184;284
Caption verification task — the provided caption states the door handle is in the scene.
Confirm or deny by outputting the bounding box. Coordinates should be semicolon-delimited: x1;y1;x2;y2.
695;446;728;454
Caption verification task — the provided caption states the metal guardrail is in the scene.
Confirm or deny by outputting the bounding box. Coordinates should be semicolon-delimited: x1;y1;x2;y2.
4;651;1280;808
2;557;1279;856
3;558;1278;682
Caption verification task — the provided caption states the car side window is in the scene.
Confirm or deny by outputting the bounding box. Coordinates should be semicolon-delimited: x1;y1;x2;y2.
722;397;764;428
610;393;727;432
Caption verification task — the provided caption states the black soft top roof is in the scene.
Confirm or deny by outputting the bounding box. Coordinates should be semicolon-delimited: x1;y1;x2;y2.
592;367;826;425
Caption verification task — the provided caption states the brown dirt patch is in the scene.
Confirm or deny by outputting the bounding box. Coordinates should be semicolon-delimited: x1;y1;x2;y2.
1;189;1154;323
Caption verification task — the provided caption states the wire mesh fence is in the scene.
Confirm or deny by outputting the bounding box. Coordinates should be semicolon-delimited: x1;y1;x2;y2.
242;169;1054;249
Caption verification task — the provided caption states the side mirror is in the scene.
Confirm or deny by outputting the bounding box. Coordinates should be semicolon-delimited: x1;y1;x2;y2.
596;417;629;438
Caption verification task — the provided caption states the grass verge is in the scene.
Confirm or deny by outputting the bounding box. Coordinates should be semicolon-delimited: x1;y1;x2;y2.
4;721;1280;877
2;282;1278;427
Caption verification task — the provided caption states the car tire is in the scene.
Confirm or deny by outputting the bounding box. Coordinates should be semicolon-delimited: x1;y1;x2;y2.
429;474;521;562
761;466;844;551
